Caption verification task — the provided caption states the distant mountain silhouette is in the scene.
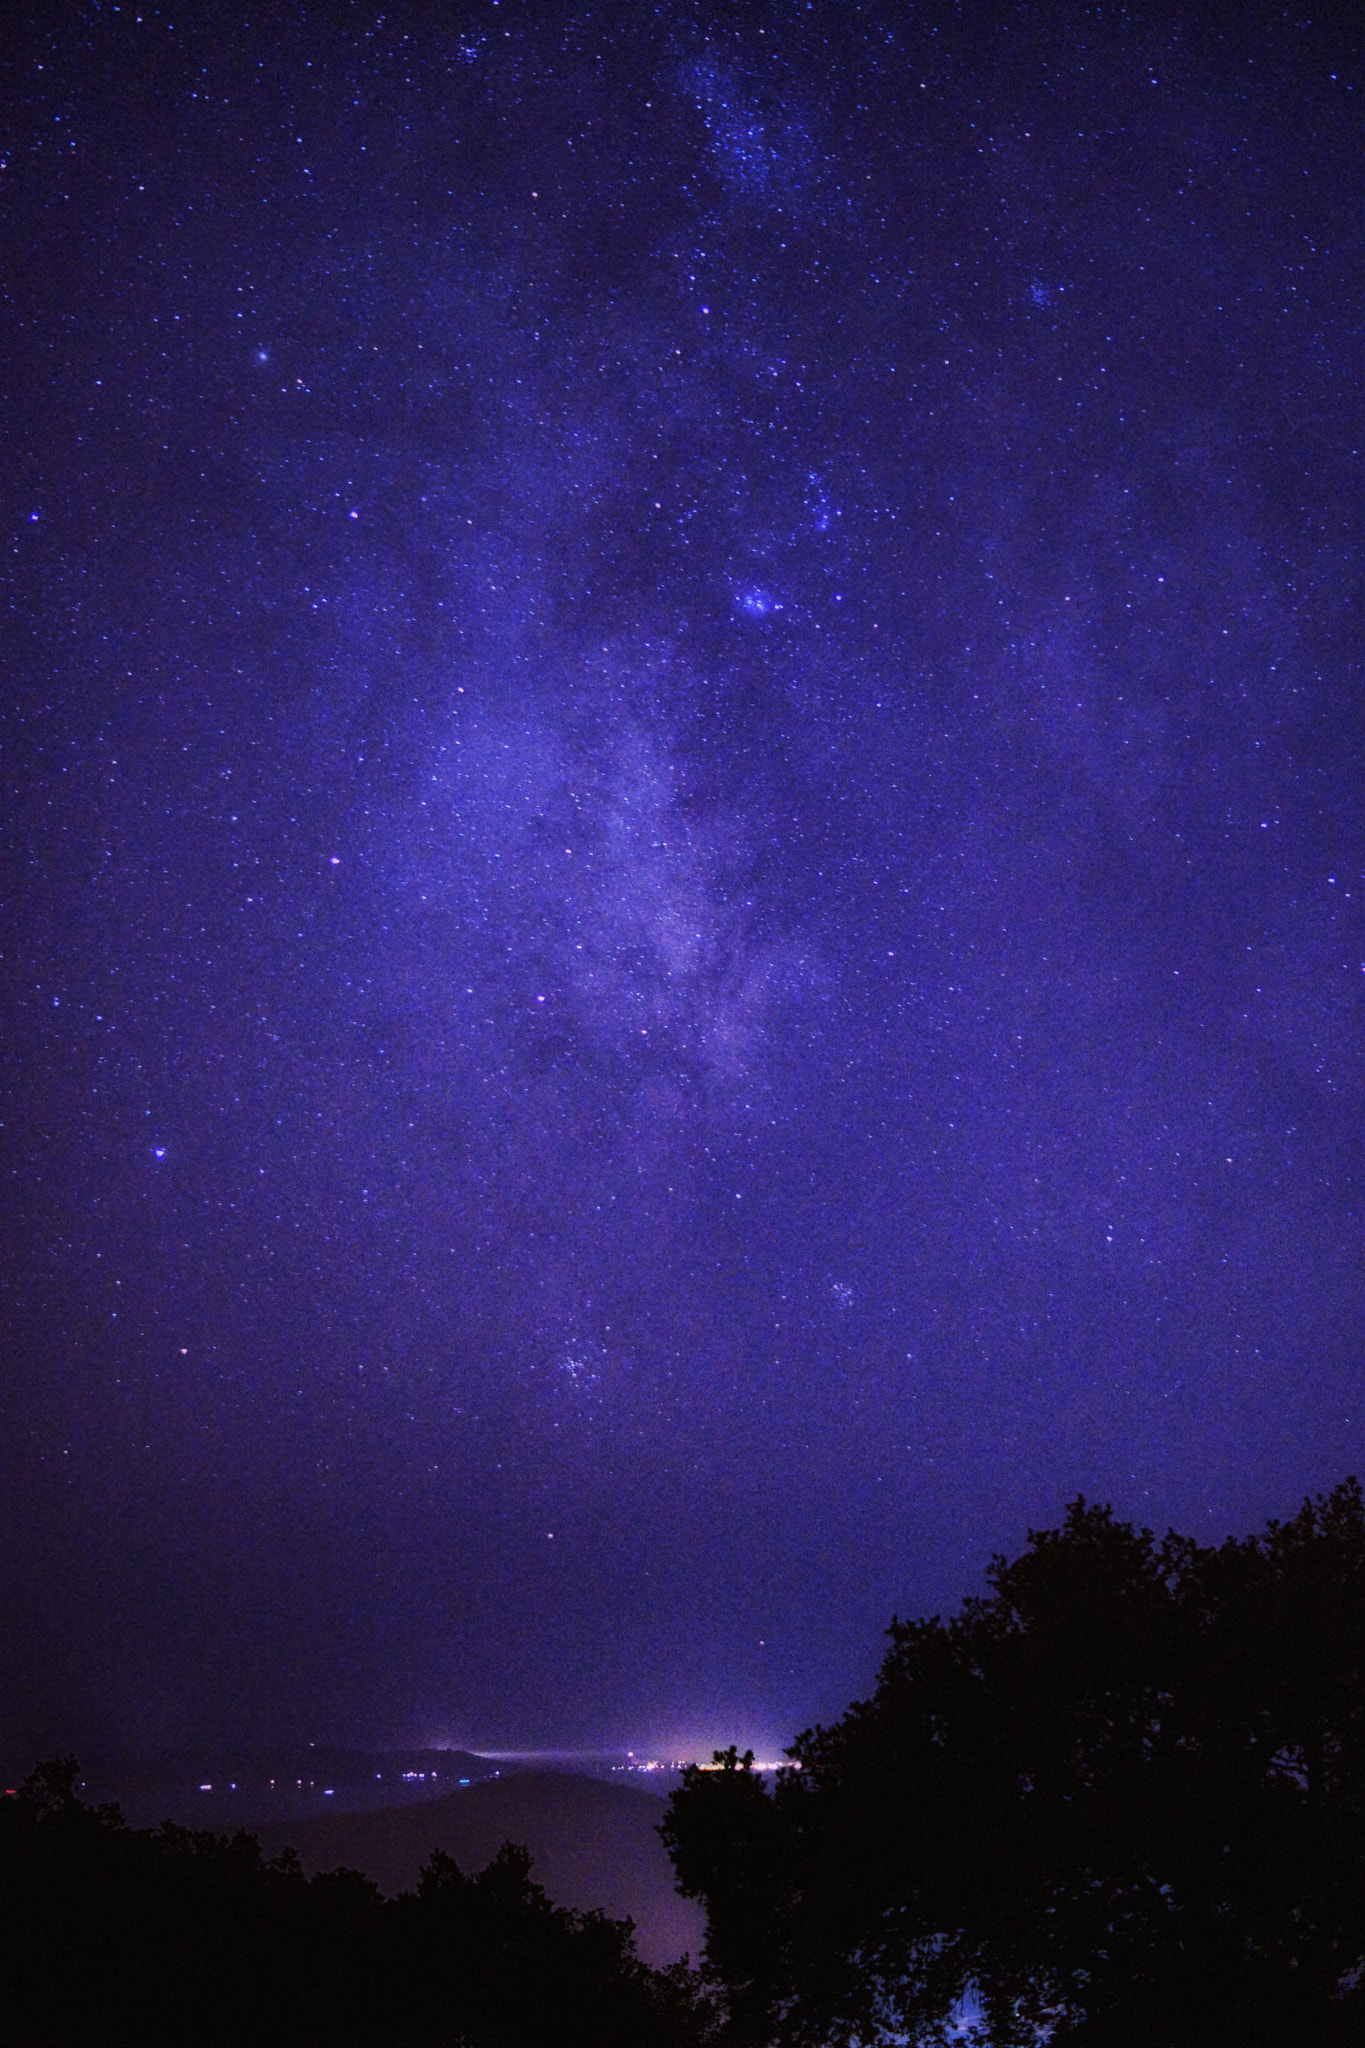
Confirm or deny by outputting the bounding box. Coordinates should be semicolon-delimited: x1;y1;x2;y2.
254;1768;705;1968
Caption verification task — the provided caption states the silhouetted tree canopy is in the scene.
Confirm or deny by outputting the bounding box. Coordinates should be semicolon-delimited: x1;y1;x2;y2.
662;1480;1365;2047
0;1757;719;2047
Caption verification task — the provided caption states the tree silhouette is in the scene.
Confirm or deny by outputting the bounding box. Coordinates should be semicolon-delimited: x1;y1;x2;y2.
1;1756;720;2045
662;1480;1365;2047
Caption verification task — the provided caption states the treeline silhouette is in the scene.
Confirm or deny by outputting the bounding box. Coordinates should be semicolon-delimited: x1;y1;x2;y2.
14;1481;1365;2046
663;1480;1365;2047
0;1758;720;2046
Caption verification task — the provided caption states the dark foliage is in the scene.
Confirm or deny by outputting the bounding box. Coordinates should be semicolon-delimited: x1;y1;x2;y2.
0;1758;720;2047
661;1480;1365;2047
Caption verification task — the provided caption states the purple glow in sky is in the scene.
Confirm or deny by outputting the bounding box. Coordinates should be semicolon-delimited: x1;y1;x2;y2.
2;0;1362;1760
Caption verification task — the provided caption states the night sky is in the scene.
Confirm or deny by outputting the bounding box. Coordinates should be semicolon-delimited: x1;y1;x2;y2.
4;1;1363;1763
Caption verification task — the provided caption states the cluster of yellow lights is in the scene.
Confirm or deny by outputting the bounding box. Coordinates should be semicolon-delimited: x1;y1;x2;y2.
694;1757;800;1773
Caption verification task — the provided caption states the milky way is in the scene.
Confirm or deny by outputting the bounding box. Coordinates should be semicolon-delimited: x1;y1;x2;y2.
3;3;1362;1757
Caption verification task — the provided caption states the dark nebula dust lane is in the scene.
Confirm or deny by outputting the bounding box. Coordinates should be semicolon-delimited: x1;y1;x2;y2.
3;1;1362;1757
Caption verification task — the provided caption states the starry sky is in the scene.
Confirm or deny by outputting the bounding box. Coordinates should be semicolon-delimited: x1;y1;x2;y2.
3;0;1363;1762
